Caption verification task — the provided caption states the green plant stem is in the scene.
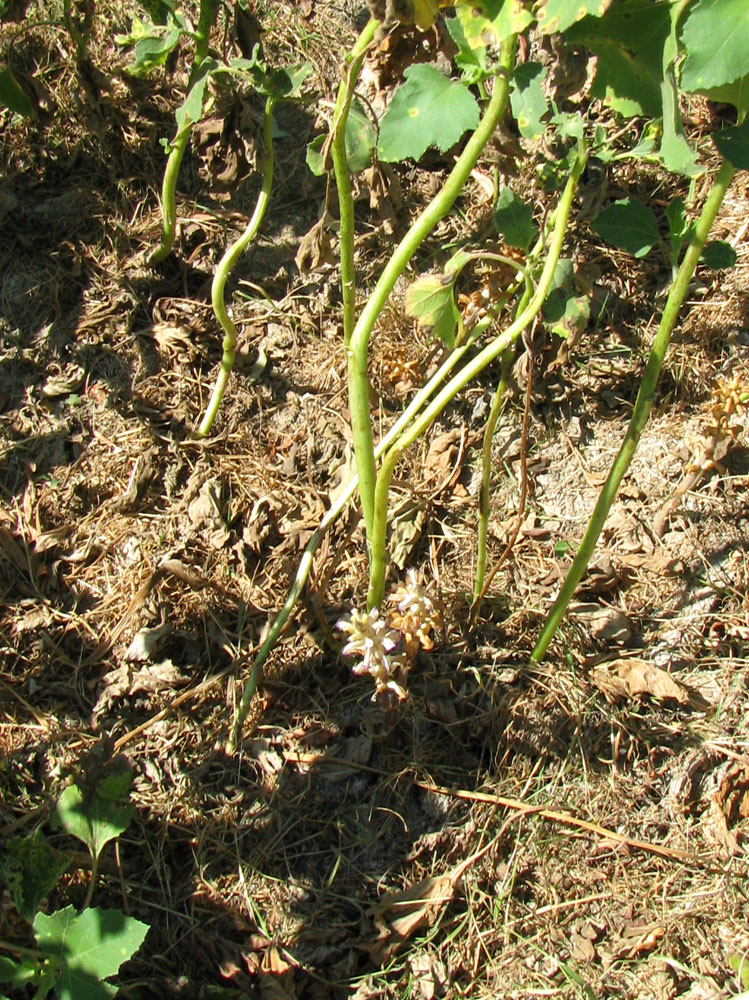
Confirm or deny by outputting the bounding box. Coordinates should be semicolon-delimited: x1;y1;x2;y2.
348;35;517;552
62;0;91;63
473;278;533;603
530;157;735;663
227;323;491;751
331;18;378;346
366;147;587;610
474;346;515;601
195;95;275;438
0;939;42;958
148;0;218;265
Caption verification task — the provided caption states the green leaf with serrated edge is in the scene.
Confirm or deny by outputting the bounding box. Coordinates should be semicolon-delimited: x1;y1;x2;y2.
494;187;537;251
592;198;659;258
445;17;490;85
713;120;749;170
378;64;479;163
700;241;737;270
53;780;133;861
510;62;548;140
0;65;32;116
543;258;589;340
0;829;70;921
566;0;671;118
680;0;749;94
536;0;613;34
455;0;533;50
34;906;149;1000
405;273;459;348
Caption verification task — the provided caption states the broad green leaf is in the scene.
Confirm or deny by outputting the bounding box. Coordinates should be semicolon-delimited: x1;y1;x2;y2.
53;779;134;862
592;198;659;257
444;17;490;85
700;241;737;269
0;65;32;116
378;64;479;163
455;0;533;50
679;0;749;94
405;272;459;348
510;62;548;140
659;3;702;177
567;0;671;118
493;187;537;251
175;58;216;133
121;22;181;76
536;0;613;33
0;829;69;921
306;99;376;176
713;120;749;170
34;906;149;1000
543;258;590;340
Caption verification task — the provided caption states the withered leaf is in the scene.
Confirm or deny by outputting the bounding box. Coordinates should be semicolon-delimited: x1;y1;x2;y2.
590;659;689;705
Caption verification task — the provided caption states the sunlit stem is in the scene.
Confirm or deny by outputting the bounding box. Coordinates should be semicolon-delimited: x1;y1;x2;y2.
349;35;518;555
195;95;275;438
148;0;218;265
472;270;533;602
530;157;735;663
366;146;587;610
227;322;493;751
331;18;379;345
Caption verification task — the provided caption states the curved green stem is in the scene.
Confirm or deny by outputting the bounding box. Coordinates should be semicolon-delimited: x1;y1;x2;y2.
227;323;490;750
349;35;518;553
366;146;587;610
148;0;218;265
195;95;275;438
530;158;735;663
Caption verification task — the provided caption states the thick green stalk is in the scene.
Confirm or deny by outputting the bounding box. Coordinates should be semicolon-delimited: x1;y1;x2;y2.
149;0;218;265
227;322;491;750
473;346;514;602
331;18;378;345
530;158;735;663
348;35;517;550
366;150;587;610
195;95;275;438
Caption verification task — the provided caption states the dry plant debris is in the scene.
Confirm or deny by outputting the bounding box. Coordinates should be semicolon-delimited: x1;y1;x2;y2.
1;1;748;998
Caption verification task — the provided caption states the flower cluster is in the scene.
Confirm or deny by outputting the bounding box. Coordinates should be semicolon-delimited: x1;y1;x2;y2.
390;568;442;658
336;570;441;701
336;607;407;700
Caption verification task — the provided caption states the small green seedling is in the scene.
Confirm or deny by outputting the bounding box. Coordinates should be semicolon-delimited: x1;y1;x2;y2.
0;759;148;1000
52;761;134;908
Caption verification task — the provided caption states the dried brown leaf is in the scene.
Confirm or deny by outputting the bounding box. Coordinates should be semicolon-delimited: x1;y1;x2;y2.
590;659;689;705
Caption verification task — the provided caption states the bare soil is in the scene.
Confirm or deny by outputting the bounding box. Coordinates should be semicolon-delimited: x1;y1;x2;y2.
1;3;748;998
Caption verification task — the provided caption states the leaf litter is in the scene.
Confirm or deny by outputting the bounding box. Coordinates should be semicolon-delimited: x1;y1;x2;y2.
0;2;748;998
